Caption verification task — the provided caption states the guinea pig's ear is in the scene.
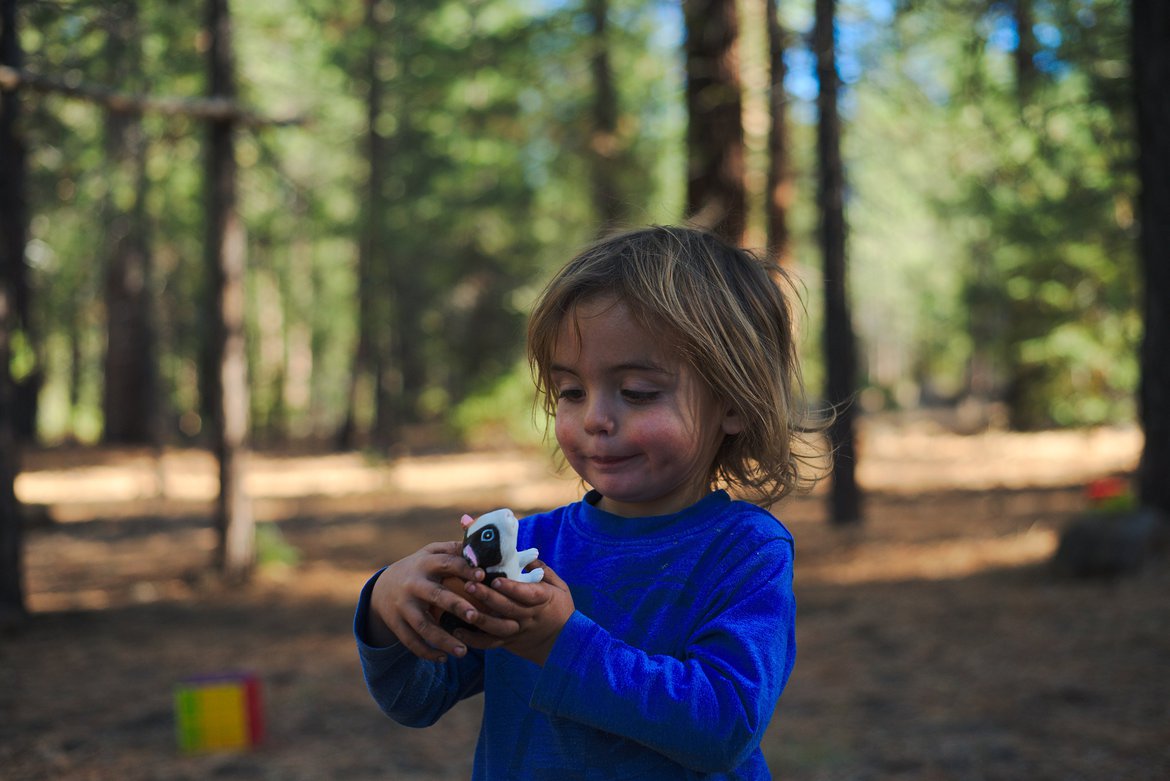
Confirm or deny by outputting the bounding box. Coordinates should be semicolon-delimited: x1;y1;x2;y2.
460;514;476;530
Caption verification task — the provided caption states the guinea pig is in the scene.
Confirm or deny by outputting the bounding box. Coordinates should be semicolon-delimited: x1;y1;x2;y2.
435;508;543;633
459;508;544;585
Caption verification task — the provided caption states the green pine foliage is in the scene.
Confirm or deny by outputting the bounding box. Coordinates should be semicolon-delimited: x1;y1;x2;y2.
830;0;1138;427
11;0;1141;446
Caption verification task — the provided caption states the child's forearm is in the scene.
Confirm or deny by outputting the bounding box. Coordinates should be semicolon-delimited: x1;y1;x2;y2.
354;569;487;727
529;610;789;773
528;535;796;774
533;612;786;771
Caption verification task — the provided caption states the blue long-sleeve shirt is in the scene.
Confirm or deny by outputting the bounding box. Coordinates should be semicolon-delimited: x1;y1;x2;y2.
355;490;796;779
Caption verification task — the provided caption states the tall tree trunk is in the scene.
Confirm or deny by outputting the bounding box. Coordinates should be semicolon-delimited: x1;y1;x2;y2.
0;1;27;342
0;0;26;627
385;274;423;446
814;0;862;525
764;0;793;265
376;6;425;449
345;0;416;451
958;31;1002;407
205;0;253;582
0;0;36;444
1134;0;1170;516
683;0;746;245
339;0;387;450
1012;0;1037;106
588;0;622;233
0;280;21;629
101;0;158;446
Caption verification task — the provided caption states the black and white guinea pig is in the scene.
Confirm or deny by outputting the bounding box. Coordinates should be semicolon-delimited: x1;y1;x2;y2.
460;509;544;585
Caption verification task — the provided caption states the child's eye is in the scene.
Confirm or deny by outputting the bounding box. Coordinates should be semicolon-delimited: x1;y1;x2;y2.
622;389;660;403
557;388;584;402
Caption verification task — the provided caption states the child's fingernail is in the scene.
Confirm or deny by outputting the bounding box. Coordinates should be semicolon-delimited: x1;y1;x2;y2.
454;645;467;657
465;610;476;621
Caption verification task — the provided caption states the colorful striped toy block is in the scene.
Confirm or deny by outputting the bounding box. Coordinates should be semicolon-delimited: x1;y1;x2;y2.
174;672;264;753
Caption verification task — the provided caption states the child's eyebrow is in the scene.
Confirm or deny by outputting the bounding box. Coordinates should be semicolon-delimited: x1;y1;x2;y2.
614;361;672;375
550;361;672;376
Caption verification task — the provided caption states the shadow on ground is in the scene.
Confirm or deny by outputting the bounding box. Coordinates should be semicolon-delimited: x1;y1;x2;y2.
2;433;1167;780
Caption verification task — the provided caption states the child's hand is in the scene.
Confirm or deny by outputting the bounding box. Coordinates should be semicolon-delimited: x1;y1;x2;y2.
367;541;520;662
455;562;575;666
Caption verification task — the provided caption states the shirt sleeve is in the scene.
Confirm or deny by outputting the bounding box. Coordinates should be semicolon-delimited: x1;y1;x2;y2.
354;568;486;727
528;539;796;774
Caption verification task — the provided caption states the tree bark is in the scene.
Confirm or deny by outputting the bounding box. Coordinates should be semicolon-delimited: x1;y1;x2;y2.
374;5;423;448
205;0;254;582
0;0;22;340
101;0;159;446
1012;0;1038;105
588;0;623;233
342;0;412;451
0;0;27;627
814;0;862;525
339;0;387;451
683;0;746;245
1133;0;1170;516
764;0;793;265
0;287;21;628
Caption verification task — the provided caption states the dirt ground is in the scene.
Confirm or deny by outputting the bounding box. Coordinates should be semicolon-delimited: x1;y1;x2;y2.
1;422;1167;780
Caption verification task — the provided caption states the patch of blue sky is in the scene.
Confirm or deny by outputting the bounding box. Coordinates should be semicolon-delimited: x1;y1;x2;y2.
984;6;1072;76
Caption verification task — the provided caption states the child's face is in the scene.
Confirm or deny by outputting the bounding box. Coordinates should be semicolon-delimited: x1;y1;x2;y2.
550;295;742;518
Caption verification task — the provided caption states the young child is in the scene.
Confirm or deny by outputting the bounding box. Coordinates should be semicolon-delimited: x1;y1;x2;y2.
355;226;817;779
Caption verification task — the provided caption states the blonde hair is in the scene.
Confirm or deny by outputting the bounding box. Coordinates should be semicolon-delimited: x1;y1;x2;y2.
527;225;821;507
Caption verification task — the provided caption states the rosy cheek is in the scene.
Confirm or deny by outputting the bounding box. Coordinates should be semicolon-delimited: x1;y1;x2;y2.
553;413;575;450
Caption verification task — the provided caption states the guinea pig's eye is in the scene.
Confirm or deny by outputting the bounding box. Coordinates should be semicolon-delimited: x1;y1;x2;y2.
481;528;496;542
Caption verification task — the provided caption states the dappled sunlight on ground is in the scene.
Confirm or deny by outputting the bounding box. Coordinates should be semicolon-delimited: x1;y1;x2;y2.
797;525;1059;585
4;422;1165;781
17;448;582;523
16;422;1139;517
857;421;1141;492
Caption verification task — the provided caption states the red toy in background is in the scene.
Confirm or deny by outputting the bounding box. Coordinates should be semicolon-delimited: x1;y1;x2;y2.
1084;475;1134;511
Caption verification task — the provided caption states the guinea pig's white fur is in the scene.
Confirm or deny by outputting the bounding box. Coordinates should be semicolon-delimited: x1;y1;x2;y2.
462;509;545;583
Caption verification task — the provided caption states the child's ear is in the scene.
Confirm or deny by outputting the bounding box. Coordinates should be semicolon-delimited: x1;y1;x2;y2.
721;405;744;436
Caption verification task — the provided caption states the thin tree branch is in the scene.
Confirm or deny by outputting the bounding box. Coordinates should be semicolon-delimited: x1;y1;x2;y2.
0;65;305;127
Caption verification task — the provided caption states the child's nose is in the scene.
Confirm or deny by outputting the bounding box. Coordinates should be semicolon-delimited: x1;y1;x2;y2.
583;397;615;434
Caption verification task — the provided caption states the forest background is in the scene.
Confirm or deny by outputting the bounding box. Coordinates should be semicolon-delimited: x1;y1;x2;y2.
8;0;1140;450
1;1;1168;778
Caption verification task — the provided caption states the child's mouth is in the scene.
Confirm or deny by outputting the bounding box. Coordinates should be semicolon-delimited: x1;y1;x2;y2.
590;455;633;467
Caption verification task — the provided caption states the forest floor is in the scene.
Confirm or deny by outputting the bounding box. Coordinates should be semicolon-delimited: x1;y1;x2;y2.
1;420;1168;780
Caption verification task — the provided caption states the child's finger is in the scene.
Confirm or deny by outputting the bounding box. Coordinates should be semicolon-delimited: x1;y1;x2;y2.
404;605;470;662
423;540;463;555
460;605;521;637
531;561;564;587
388;610;454;663
488;567;559;607
454;627;508;651
465;579;526;616
424;542;481;581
